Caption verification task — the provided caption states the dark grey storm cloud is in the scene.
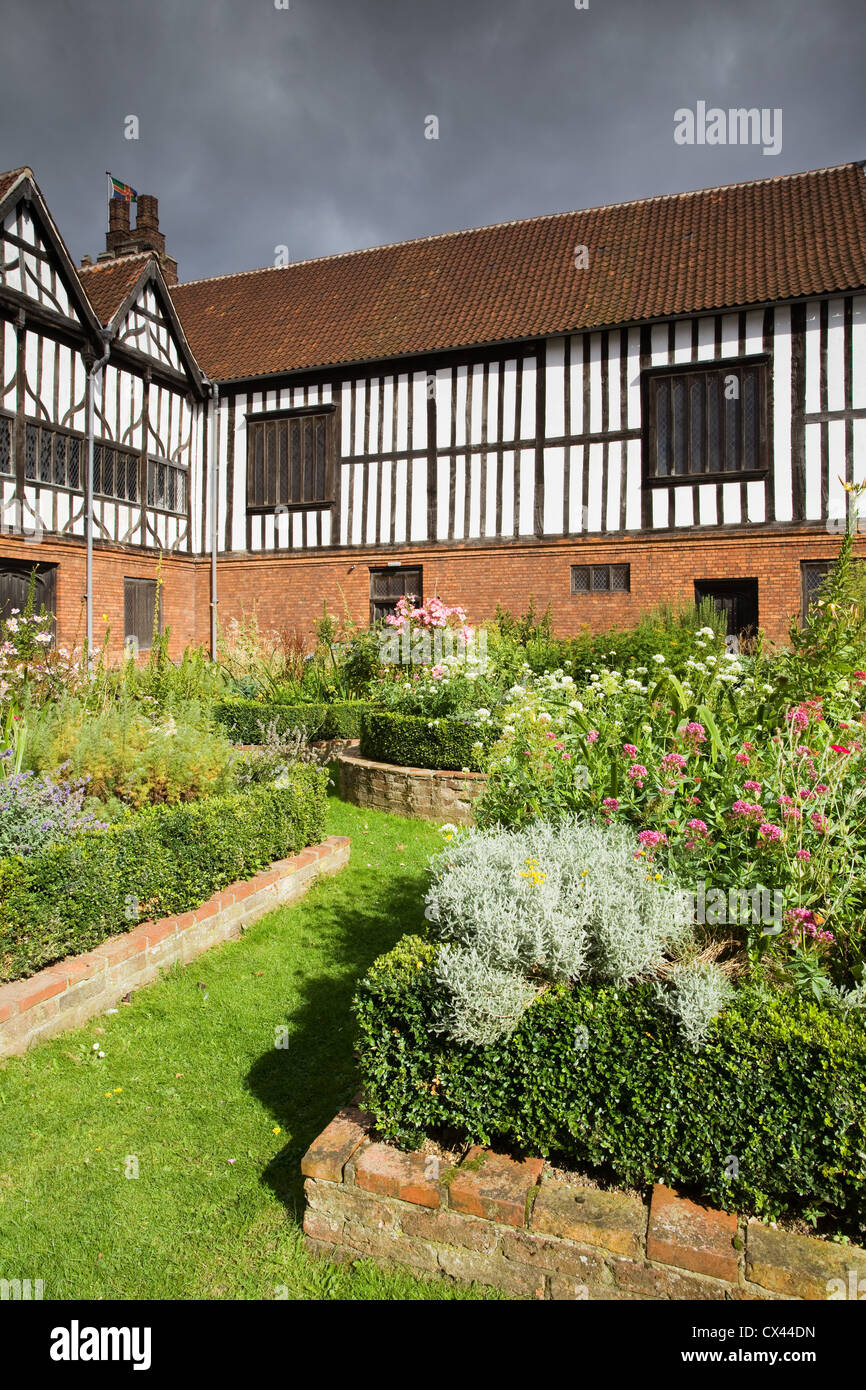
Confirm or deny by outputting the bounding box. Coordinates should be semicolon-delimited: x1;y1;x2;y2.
0;0;864;283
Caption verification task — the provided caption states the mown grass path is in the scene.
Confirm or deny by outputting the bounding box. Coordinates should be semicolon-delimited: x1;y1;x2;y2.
0;795;492;1300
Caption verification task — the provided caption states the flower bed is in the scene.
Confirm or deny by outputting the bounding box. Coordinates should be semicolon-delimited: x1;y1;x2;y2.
354;934;866;1231
0;834;349;1057
0;766;327;983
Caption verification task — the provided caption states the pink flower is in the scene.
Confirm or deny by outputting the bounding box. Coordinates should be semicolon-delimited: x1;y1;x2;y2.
682;722;706;743
561;752;571;762
743;780;762;794
586;730;599;743
637;830;668;848
830;744;851;756
685;818;709;836
622;743;639;758
854;671;866;681
602;797;619;810
810;811;829;833
814;784;830;795
661;752;687;770
627;764;648;786
786;706;810;731
545;732;557;741
758;822;783;842
781;806;802;821
731;800;764;821
735;752;750;764
553;741;564;750
795;849;811;861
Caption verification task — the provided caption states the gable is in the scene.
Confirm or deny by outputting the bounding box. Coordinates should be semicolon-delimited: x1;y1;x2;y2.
114;280;185;373
0;197;82;323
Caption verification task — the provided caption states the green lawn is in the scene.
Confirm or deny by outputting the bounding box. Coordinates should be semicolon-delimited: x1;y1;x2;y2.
0;795;494;1301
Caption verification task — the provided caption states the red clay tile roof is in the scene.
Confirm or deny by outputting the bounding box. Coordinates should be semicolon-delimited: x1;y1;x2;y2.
0;167;30;204
168;162;866;383
77;252;156;325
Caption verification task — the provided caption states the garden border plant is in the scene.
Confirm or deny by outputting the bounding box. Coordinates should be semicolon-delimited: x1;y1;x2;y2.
0;765;327;982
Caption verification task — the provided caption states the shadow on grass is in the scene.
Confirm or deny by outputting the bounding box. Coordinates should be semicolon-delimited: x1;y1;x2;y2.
246;853;426;1216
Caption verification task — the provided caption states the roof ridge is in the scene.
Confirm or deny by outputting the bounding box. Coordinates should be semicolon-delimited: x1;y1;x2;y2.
170;160;863;292
78;251;157;275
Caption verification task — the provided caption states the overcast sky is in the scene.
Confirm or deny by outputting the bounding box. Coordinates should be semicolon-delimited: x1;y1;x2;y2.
1;0;863;283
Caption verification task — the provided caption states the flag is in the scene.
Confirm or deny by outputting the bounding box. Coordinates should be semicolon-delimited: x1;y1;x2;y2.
109;175;137;203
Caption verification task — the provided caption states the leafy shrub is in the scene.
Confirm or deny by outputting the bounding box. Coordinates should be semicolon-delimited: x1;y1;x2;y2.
354;938;866;1227
0;770;107;857
360;710;496;771
214;699;368;744
0;766;327;982
25;697;236;808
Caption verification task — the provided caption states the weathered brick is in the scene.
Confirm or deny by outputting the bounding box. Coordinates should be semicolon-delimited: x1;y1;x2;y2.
302;1209;343;1244
500;1228;607;1282
355;1143;440;1207
342;1223;440;1272
531;1181;646;1257
609;1257;728;1300
401;1205;500;1254
746;1224;866;1301
304;1177;399;1231
647;1184;739;1282
300;1107;373;1182
435;1246;545;1299
449;1148;543;1227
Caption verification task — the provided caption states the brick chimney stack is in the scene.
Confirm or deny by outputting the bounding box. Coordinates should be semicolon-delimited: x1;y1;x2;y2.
92;192;178;286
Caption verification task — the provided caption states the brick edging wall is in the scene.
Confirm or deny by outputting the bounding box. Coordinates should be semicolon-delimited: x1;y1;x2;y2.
337;748;487;824
301;1106;866;1301
0;836;350;1058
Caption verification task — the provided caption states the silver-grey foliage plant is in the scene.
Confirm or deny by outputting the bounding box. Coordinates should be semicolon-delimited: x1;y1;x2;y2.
654;961;735;1050
425;819;717;1047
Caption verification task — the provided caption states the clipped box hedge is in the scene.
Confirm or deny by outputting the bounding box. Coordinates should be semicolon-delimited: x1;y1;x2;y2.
354;935;866;1227
0;766;327;984
214;698;368;744
359;710;496;772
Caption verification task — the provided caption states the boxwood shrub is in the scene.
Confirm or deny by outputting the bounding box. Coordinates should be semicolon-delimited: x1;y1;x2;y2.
360;710;496;772
0;766;327;983
354;935;866;1227
214;698;368;744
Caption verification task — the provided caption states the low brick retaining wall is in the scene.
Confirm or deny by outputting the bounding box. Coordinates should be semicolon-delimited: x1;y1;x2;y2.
337;747;487;823
0;835;350;1058
301;1106;866;1300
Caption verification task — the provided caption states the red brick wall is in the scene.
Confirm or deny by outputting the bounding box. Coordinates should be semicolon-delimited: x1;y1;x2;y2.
2;527;860;658
215;529;862;647
0;536;203;660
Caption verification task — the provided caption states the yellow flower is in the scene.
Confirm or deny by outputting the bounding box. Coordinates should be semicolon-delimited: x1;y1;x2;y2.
272;1126;281;1135
104;1092;112;1098
114;1087;122;1093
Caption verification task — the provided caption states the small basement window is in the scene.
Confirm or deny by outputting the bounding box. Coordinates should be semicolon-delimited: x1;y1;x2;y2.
124;577;162;653
369;566;423;624
800;561;832;623
571;564;630;594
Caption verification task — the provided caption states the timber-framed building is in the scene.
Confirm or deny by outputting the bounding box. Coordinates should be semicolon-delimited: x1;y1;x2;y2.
1;160;865;652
